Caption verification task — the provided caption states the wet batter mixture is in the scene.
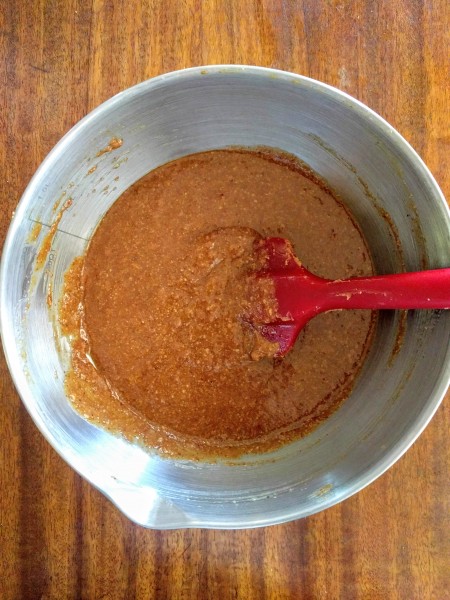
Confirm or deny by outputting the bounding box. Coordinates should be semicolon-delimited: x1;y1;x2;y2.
60;149;374;459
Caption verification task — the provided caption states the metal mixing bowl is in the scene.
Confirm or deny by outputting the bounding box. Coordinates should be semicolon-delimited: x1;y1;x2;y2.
2;66;449;528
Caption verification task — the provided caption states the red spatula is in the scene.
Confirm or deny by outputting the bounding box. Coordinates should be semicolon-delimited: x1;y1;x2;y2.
252;237;450;357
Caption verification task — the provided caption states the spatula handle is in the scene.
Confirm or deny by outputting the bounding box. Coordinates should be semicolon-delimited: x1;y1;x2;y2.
323;268;450;311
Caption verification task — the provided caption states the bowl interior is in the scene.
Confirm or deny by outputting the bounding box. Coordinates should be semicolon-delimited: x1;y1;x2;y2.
2;66;450;528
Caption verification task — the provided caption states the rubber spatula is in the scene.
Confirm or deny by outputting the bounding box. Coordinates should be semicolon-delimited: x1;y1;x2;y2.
252;237;450;357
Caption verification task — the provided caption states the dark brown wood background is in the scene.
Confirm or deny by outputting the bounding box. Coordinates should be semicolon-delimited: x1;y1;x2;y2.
1;1;449;598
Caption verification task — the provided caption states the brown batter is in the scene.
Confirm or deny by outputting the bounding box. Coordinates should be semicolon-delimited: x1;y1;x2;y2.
60;148;374;459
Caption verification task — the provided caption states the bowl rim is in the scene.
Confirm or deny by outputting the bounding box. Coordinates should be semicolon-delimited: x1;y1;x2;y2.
1;64;449;529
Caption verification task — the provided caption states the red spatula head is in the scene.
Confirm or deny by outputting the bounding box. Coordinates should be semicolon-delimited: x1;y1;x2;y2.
251;238;326;356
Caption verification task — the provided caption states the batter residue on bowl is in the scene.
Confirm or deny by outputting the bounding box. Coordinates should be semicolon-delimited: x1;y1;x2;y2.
60;148;375;459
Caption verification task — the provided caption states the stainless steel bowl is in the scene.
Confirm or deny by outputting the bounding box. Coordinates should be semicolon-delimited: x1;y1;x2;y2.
2;66;449;529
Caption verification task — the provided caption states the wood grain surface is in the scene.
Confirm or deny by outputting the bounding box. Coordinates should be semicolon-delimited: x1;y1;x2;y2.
1;1;449;598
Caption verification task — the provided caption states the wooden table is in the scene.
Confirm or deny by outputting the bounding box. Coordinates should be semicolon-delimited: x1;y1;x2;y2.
1;1;449;598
